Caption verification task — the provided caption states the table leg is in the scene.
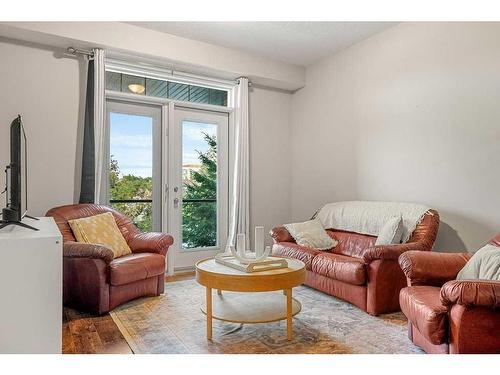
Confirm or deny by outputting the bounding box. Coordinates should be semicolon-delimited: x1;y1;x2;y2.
206;287;213;340
285;288;293;340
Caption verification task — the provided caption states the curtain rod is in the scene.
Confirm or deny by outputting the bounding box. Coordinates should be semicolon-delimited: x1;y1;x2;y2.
67;47;94;57
69;47;251;86
236;77;252;87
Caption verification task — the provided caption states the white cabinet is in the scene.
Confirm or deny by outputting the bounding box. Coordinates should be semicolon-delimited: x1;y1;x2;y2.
0;217;62;353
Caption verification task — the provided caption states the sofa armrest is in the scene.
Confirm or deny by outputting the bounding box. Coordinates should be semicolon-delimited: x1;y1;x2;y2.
270;226;295;243
398;251;471;286
362;242;423;263
128;232;174;256
63;241;114;264
441;280;500;308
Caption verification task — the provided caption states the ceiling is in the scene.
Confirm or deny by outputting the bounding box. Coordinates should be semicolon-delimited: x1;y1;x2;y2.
127;22;397;66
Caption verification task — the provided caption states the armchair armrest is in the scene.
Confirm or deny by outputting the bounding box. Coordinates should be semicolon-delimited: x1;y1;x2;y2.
441;280;500;308
270;226;294;243
362;242;423;263
398;251;471;286
128;232;174;256
63;241;114;264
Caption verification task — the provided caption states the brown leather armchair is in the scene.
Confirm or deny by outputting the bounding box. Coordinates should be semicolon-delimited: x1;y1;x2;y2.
46;204;174;314
398;239;500;354
271;209;440;315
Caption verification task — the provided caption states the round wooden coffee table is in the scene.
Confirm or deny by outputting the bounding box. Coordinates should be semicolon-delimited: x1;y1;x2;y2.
195;257;305;340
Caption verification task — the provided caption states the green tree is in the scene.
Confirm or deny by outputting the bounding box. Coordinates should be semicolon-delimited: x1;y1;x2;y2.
109;155;153;232
182;133;217;248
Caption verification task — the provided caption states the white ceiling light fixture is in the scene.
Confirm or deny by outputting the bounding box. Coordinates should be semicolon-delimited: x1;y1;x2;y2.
128;83;145;94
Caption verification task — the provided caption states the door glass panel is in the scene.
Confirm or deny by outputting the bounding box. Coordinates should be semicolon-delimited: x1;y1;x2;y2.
181;121;218;249
109;112;153;232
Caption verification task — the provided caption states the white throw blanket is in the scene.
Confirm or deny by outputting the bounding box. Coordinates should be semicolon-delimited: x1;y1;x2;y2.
315;201;432;243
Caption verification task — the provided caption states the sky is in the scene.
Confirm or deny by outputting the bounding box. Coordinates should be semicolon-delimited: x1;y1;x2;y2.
110;112;216;177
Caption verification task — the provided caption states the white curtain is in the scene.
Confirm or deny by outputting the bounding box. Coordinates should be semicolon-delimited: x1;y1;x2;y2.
92;49;106;204
228;77;250;249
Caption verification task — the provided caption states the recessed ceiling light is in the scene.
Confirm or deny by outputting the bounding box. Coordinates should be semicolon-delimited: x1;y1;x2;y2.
128;84;145;94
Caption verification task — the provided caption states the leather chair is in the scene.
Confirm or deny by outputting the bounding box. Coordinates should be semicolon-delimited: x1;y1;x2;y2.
271;209;440;315
46;204;174;314
398;238;500;354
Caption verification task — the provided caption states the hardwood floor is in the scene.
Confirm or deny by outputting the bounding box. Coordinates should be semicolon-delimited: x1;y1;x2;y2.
62;272;195;354
62;308;133;354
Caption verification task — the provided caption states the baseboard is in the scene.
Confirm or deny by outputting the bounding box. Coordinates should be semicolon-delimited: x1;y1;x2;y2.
173;266;196;273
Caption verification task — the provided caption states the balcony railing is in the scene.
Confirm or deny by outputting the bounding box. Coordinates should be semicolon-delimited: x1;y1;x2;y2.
110;199;152;203
182;198;216;203
109;198;216;204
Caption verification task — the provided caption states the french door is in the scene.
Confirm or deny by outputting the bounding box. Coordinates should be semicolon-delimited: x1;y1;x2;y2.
106;100;162;232
105;99;229;272
168;107;229;271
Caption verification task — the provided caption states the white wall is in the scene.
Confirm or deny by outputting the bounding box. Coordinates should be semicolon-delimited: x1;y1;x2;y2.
0;38;293;242
0;38;82;217
0;22;305;91
291;22;500;251
249;86;292;245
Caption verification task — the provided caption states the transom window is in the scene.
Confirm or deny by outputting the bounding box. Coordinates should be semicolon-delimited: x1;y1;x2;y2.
105;71;228;106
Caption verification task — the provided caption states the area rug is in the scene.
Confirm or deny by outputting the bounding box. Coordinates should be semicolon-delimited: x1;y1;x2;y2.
110;279;423;354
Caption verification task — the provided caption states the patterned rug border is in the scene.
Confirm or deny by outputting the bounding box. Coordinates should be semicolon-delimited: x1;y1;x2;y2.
110;279;422;354
110;310;138;354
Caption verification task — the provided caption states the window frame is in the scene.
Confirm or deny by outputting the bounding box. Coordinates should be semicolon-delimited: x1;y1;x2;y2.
174;110;229;253
105;58;234;107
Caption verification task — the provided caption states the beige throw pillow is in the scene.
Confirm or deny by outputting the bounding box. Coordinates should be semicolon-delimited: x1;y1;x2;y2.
375;216;404;246
284;218;337;250
68;212;132;258
457;244;500;281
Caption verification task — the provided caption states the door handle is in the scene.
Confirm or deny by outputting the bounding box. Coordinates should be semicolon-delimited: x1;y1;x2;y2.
173;197;180;208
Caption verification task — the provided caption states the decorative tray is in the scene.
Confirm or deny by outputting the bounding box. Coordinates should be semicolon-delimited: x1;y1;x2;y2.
215;255;288;273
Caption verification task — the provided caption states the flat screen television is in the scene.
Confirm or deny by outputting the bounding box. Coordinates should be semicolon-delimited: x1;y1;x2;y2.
0;115;38;230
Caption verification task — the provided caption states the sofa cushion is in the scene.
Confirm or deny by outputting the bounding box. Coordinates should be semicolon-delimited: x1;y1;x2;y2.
329;230;376;259
68;212;132;258
272;242;320;271
311;252;367;285
109;253;165;286
375;215;404;245
399;286;448;345
284;218;337;250
456;244;500;281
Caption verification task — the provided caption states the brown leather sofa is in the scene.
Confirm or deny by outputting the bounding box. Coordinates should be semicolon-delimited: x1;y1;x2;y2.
399;239;500;354
46;204;174;314
271;210;439;315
